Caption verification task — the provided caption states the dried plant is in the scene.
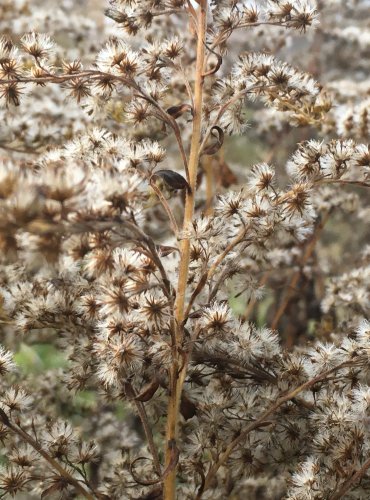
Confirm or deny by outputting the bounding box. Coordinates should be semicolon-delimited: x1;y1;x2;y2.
0;0;369;499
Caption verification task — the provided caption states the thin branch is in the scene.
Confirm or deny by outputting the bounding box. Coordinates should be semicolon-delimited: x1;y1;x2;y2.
150;8;185;17
149;180;180;235
330;456;370;500
196;361;352;498
1;69;190;175
0;143;42;155
210;21;290;51
134;93;189;177
203;156;214;216
178;59;195;110
124;383;162;477
192;350;277;384
113;218;174;302
0;411;94;500
184;226;248;319
208;241;250;303
317;178;370;189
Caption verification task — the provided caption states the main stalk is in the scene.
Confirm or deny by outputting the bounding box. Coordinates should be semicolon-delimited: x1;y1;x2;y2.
163;2;208;498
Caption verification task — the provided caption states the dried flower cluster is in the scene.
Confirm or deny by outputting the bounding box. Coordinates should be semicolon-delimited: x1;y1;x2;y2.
0;0;369;499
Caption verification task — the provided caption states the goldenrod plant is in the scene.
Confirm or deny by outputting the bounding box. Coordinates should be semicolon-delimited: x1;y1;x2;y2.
0;0;369;498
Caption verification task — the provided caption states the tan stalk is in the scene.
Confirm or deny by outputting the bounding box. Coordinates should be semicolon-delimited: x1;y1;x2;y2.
163;1;208;499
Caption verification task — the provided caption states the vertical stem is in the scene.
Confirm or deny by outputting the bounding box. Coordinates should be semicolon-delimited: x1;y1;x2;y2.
163;2;207;499
175;1;207;328
124;383;162;477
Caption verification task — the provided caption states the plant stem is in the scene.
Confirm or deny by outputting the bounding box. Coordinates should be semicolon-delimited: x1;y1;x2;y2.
0;412;94;499
196;361;351;498
330;456;370;500
149;180;180;235
184;226;248;319
163;2;207;499
124;383;162;477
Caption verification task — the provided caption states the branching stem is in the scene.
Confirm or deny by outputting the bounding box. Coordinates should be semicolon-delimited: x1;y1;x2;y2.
196;361;351;498
330;457;370;500
0;412;94;499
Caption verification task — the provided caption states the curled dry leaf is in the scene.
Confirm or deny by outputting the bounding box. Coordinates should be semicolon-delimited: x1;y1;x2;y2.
156;244;180;257
202;43;222;77
202;126;224;156
166;103;193;119
135;378;160;402
153;169;190;191
130;443;179;486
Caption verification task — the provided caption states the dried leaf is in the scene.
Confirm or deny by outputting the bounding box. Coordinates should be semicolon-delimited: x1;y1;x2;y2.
202;45;222;77
130;457;159;486
186;0;198;29
0;408;10;427
180;393;197;420
135;379;160;402
156;244;179;257
153;170;190;191
202;126;224;156
130;441;179;486
166;104;193;119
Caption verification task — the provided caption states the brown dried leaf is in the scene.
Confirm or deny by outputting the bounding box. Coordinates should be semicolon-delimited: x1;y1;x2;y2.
0;408;10;427
153;170;190;191
156;244;179;257
180;393;197;420
130;441;179;486
166;103;193;119
135;379;160;402
202;46;222;77
202;126;224;156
